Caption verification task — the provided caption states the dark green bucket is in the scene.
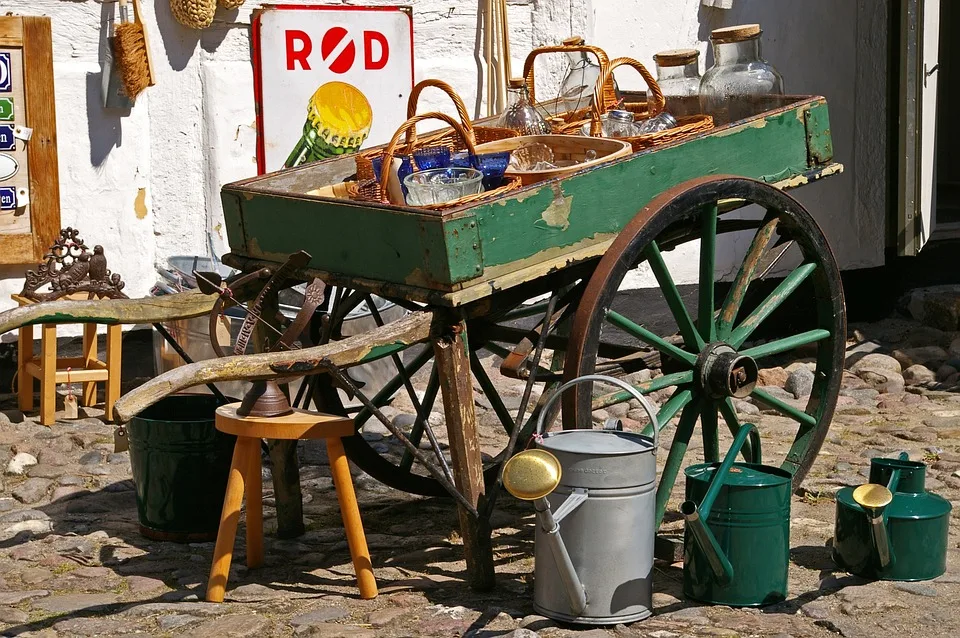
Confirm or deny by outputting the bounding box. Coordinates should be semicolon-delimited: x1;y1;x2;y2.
128;394;236;542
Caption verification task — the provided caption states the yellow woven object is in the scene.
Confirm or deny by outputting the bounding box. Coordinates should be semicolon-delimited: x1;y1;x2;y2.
219;0;245;9
170;0;216;30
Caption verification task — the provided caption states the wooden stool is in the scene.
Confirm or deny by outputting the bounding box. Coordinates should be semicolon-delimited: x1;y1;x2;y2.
205;403;378;603
13;294;122;426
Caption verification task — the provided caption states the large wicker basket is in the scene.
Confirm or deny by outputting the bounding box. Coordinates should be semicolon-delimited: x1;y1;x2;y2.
520;42;620;133
582;57;714;152
356;79;517;182
353;112;522;212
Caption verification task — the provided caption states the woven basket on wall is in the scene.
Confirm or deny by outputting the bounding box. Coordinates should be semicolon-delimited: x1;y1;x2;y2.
169;0;216;29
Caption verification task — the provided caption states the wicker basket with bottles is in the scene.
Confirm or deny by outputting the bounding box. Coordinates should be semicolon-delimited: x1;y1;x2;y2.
356;79;517;182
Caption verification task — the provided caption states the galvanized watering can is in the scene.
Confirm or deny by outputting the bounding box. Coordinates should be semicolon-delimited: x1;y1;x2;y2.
503;375;660;625
833;452;951;581
681;422;793;607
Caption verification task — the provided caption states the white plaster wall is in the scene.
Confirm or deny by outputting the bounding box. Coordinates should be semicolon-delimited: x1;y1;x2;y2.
0;0;887;327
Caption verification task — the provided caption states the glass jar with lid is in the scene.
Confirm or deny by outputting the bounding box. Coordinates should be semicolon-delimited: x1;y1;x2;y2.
653;48;702;118
499;78;551;135
559;35;620;112
699;24;783;126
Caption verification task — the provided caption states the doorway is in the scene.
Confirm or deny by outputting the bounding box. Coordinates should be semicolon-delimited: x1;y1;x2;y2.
934;0;960;233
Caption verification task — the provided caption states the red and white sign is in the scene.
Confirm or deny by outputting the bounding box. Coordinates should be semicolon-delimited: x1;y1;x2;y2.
253;5;413;174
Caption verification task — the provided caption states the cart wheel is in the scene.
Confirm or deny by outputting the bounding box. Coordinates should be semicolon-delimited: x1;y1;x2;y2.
299;288;569;497
562;175;844;524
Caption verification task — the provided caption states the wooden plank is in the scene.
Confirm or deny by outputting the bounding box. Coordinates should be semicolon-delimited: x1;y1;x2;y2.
81;324;98;407
40;323;56;425
17;323;32;411
23;364;109;383
21;17;59;264
113;309;434;423
0;289;218;335
105;325;121;422
0;17;23;47
433;318;495;591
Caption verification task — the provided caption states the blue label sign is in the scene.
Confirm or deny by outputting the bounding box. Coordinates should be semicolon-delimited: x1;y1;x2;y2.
0;53;9;92
0;187;15;210
0;125;14;151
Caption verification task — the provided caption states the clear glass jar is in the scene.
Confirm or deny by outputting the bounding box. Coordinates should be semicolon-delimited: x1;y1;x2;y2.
558;36;620;112
603;110;636;138
653;48;702;118
699;24;783;126
499;78;551;135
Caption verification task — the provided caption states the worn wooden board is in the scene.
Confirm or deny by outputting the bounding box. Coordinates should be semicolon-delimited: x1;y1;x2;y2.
222;96;836;302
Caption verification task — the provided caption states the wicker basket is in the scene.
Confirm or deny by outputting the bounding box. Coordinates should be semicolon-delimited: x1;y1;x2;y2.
356;79;517;182
474;134;632;186
520;42;620;132
169;0;216;29
583;57;714;152
353;112;522;212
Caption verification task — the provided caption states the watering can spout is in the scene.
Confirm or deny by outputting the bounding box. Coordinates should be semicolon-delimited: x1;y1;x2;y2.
681;423;762;589
502;448;588;616
852;482;895;570
681;500;734;586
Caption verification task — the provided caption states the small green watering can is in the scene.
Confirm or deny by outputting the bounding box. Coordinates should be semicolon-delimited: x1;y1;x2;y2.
681;423;793;606
833;452;951;581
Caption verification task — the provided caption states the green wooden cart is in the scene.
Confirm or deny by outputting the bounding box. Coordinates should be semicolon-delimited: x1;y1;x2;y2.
11;94;844;590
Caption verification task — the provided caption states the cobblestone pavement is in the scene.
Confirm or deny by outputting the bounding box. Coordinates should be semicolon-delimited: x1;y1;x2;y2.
2;315;960;637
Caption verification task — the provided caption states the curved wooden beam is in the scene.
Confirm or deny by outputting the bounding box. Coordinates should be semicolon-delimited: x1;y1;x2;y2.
114;310;434;423
0;290;218;335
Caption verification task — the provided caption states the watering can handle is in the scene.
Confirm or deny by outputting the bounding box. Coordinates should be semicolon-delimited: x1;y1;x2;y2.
697;423;762;517
535;374;660;455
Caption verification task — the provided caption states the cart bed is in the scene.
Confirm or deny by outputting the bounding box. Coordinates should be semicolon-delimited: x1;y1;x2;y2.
221;95;839;307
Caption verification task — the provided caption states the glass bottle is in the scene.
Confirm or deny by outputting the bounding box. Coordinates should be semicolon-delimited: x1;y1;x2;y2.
558;36;620;112
602;110;637;138
699;24;783;126
653;48;702;118
499;78;551;135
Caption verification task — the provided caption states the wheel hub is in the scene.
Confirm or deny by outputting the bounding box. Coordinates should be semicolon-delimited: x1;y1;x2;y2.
696;342;758;399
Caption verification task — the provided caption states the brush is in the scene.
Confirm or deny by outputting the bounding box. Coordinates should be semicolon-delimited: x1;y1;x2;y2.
113;0;155;100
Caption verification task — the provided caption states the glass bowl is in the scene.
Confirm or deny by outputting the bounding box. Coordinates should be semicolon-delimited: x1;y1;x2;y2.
403;168;484;206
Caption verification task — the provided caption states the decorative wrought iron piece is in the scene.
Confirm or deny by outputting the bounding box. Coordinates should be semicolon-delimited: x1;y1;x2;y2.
20;228;127;302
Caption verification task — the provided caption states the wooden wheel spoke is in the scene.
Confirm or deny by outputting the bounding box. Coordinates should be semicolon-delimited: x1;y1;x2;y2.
718;397;756;463
399;366;442;474
591;371;693;410
729;262;817;348
717;216;780;340
641;387;694;438
355;346;433;427
605;309;696;367
700;400;719;462
654;398;700;528
698;204;718;342
470;352;515;436
644;241;703;350
750;387;817;427
741;328;831;360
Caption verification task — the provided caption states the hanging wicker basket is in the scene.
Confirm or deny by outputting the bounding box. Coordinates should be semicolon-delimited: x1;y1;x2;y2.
353;112;522;212
356;79;517;182
169;0;216;29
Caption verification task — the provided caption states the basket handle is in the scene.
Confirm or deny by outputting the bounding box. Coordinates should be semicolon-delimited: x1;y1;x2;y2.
588;56;666;136
378;112;478;204
521;42;615;107
405;79;477;147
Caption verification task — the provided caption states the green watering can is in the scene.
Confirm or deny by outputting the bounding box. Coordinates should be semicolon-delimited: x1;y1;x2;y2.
681;423;793;606
833;452;951;581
